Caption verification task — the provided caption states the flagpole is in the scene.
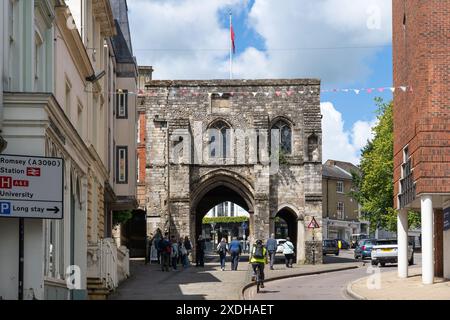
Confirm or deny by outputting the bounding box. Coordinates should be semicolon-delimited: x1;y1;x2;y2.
229;11;232;80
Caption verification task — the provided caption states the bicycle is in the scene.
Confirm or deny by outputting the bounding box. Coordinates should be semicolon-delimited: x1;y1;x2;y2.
252;263;264;293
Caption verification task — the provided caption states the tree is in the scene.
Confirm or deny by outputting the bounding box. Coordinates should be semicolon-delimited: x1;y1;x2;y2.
351;98;420;234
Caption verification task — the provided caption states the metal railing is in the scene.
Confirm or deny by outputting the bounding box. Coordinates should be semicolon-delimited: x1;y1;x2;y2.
99;238;118;290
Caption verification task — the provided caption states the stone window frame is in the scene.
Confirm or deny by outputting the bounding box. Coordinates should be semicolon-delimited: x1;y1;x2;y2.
207;118;233;161
270;116;294;156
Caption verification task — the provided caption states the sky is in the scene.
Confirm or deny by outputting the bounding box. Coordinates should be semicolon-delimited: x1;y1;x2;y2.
127;0;394;164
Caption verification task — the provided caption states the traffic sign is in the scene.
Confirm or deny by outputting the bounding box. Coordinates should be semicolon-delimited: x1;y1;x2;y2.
241;222;248;230
307;217;320;229
0;154;64;219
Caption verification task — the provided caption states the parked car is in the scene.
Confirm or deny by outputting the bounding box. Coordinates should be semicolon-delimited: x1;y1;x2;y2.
335;239;350;250
371;239;414;267
322;239;339;256
354;239;377;260
276;239;286;253
351;233;369;248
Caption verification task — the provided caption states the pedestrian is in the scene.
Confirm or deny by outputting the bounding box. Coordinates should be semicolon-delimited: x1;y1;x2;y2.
229;236;242;271
184;236;193;265
266;233;278;270
217;237;229;271
179;239;188;268
158;232;171;272
177;237;183;265
171;236;179;271
153;228;163;264
249;239;268;288
282;237;295;268
196;235;206;267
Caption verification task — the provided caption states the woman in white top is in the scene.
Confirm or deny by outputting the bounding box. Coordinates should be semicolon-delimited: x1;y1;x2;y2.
282;237;295;268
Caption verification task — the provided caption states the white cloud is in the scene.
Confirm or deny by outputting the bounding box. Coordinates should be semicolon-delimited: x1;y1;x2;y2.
128;0;392;83
128;0;247;79
321;102;376;164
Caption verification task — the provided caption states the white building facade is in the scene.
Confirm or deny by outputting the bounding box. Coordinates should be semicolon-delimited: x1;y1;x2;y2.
0;0;136;300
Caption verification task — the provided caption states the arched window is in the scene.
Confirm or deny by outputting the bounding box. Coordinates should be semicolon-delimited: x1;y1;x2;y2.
307;134;319;161
208;120;230;159
272;119;292;154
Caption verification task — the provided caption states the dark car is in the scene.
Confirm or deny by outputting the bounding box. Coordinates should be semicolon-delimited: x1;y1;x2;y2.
335;239;350;250
322;240;339;256
354;239;377;260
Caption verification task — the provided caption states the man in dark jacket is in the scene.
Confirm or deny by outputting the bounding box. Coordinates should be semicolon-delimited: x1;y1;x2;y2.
196;235;206;267
266;233;278;270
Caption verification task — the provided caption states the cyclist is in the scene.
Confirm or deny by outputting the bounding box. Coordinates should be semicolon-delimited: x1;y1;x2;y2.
250;239;268;288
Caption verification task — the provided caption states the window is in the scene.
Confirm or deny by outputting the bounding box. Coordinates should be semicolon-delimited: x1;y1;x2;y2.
336;181;344;193
137;156;140;183
137;116;141;143
307;134;319;161
208;120;230;159
399;146;415;208
337;202;345;220
44;219;65;280
116;89;128;118
272;120;292;154
116;146;128;184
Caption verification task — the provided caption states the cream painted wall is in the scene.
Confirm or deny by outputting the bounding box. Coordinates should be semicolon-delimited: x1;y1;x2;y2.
54;26;88;137
114;76;137;197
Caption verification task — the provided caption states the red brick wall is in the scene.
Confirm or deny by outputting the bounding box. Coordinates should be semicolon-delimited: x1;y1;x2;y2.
393;0;450;208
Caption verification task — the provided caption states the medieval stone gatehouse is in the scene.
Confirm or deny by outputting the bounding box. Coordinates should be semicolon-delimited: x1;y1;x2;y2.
140;79;323;264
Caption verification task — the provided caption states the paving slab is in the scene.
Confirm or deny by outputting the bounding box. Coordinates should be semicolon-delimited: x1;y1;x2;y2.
347;267;450;300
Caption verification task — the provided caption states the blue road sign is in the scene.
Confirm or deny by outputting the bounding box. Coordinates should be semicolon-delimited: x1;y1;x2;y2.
0;202;11;215
241;222;248;230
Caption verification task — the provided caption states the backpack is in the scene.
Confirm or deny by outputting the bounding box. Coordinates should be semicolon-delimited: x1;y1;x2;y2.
217;242;227;255
253;244;264;259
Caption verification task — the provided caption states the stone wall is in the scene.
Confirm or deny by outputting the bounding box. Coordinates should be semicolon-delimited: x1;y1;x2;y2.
140;79;323;263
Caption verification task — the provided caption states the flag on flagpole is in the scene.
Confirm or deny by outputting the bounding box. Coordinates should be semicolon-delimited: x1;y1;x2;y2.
230;16;236;54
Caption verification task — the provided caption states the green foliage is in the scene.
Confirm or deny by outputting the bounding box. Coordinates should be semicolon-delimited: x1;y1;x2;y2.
351;98;421;233
202;216;249;225
113;210;133;226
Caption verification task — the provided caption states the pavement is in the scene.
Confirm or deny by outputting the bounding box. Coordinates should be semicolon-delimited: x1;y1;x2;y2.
110;251;364;300
347;267;450;300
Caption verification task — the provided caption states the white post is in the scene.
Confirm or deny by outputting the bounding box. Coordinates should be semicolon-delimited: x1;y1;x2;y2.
421;195;434;284
397;209;409;278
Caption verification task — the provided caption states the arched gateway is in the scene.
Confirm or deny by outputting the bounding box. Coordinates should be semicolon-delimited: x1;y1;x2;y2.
142;79;323;264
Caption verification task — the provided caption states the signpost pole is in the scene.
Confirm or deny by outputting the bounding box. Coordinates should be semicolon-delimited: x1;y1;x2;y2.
18;218;24;300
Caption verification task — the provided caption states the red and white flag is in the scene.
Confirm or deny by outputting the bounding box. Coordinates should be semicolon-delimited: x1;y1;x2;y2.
231;19;236;54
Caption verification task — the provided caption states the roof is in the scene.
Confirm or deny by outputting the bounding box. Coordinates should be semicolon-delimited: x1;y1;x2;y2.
322;164;353;180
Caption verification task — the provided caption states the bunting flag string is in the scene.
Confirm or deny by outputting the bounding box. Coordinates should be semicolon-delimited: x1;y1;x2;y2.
114;85;412;97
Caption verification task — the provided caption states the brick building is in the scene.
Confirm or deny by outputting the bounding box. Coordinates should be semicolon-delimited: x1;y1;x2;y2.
140;79;323;264
393;0;450;283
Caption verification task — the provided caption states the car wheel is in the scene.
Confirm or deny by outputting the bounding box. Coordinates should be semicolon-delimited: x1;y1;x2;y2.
380;262;386;267
371;260;377;266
